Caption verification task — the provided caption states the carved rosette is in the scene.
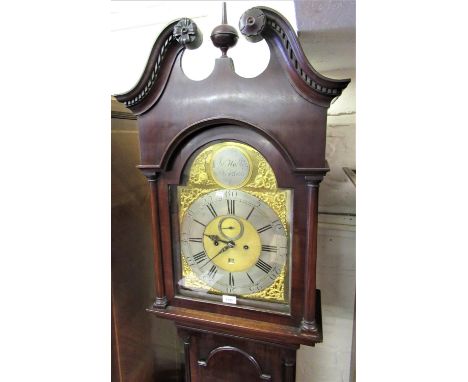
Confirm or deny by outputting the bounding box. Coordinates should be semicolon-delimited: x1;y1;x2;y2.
239;7;266;43
115;17;202;112
239;7;350;101
173;18;203;50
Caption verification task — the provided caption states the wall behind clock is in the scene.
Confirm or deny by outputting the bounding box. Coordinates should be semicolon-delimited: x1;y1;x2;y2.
111;99;184;381
296;2;356;381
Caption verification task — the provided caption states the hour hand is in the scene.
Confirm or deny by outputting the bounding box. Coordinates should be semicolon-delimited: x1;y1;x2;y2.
204;234;230;244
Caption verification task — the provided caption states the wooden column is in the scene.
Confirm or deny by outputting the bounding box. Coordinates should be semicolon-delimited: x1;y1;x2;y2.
183;335;192;382
144;172;168;308
300;175;322;332
283;358;296;382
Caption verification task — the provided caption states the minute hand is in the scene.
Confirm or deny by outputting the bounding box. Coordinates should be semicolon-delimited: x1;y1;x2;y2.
201;245;230;268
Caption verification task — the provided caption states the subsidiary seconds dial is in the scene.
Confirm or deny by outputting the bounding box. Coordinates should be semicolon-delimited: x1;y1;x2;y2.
180;189;288;295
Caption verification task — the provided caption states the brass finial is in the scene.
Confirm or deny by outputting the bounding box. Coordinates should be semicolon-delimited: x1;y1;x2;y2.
210;2;239;57
222;2;227;24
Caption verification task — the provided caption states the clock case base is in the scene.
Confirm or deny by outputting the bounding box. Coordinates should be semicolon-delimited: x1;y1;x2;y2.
148;290;322;349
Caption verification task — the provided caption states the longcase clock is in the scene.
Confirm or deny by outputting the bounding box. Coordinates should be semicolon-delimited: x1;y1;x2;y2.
115;4;350;381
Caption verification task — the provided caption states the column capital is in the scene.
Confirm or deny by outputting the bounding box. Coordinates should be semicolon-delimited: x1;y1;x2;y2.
182;335;191;346
137;166;161;181
304;175;323;186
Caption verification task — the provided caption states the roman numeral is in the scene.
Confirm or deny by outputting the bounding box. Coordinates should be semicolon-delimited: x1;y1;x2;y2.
193;251;207;264
246;272;254;284
257;224;272;234
207;265;218;279
227;200;235;215
261;245;277;253
206;203;217;218
246;207;255;220
189;237;202;243
194;219;206;227
229;273;235;286
256;259;272;273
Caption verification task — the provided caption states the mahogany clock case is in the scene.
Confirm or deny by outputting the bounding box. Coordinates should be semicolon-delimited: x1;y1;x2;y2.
115;4;350;355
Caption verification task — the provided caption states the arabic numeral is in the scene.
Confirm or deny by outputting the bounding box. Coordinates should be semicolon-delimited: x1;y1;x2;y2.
272;219;284;230
249;284;263;293
225;190;238;198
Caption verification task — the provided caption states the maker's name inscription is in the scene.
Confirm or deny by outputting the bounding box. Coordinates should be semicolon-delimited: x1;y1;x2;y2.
211;147;251;187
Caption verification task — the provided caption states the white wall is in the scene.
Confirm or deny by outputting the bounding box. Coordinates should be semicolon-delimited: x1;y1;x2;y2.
298;12;356;380
297;215;356;382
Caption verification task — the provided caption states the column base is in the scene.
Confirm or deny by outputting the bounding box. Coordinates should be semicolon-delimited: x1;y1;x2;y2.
300;319;318;333
153;296;168;309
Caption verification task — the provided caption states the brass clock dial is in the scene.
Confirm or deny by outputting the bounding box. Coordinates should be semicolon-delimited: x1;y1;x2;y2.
181;189;287;295
176;141;291;306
